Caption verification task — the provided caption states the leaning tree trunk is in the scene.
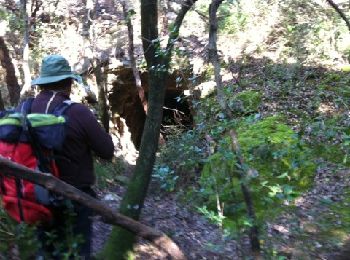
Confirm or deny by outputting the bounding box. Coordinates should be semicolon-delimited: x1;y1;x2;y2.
0;37;20;107
101;1;196;259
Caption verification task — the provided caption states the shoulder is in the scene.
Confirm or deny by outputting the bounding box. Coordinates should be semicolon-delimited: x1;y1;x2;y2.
69;103;92;113
66;103;97;120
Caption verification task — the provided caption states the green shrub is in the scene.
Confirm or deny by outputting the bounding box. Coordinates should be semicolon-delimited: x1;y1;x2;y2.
153;128;207;190
198;116;316;233
0;207;39;258
229;90;262;115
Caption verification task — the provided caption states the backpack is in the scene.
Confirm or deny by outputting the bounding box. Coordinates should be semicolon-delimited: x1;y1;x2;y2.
0;98;74;225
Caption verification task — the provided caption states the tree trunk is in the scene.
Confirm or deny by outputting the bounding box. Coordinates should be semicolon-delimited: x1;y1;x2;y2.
208;0;230;116
0;89;5;111
101;1;196;258
0;37;20;107
81;0;110;132
208;0;260;254
160;0;170;35
19;0;32;97
95;62;110;132
230;130;261;253
0;156;185;259
121;0;148;113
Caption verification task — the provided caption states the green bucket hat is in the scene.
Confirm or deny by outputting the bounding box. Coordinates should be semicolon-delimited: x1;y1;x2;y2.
31;55;82;85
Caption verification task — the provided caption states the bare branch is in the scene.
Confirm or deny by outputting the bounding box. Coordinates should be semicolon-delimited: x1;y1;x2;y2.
325;0;350;33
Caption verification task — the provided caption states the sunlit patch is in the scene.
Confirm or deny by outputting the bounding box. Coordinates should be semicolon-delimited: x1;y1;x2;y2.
295;197;305;206
317;103;335;114
272;224;290;234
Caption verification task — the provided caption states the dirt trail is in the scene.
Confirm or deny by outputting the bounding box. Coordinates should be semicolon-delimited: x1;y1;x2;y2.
92;183;239;259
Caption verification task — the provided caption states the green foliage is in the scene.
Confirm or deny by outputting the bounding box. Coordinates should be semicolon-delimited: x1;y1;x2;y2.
153;128;207;190
94;157;125;190
198;116;315;233
0;8;9;21
0;203;84;259
304;113;350;165
319;189;350;245
0;207;39;259
197;206;225;226
153;165;178;192
230;90;262;115
218;2;248;34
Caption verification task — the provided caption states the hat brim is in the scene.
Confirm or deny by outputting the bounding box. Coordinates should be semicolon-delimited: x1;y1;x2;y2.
31;74;82;85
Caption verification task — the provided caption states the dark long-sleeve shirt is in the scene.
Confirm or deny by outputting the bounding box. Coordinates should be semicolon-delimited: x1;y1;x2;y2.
31;90;114;187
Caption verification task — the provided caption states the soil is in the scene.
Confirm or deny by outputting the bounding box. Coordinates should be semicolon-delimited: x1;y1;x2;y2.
92;183;241;259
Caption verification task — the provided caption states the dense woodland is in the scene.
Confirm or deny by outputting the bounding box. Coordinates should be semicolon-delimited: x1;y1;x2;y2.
1;0;350;259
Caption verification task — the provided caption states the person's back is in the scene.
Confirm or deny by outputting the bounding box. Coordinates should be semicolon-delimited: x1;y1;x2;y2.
31;90;114;188
30;55;114;259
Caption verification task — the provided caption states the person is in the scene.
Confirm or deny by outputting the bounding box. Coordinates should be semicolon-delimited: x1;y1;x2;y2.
29;54;114;259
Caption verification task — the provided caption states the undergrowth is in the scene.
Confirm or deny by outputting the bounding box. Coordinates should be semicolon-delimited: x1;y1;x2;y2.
153;61;350;246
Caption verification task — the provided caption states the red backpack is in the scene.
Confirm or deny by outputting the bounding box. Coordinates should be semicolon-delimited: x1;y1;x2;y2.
0;98;73;225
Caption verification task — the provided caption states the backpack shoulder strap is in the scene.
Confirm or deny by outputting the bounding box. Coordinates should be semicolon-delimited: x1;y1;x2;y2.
51;100;76;116
17;98;35;115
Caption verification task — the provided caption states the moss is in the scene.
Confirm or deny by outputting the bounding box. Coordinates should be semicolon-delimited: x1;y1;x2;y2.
231;90;262;114
199;116;316;233
312;144;345;164
237;115;295;148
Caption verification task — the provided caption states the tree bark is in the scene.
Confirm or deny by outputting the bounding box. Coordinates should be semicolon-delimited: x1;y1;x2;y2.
230;130;260;253
0;156;185;259
81;0;110;132
208;0;230;116
0;89;5;111
121;0;148;113
325;0;350;33
19;0;32;97
208;0;260;253
102;0;196;258
0;37;20;107
94;61;110;132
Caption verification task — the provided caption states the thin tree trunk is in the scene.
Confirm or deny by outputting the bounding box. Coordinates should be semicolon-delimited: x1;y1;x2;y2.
160;0;170;35
208;0;230;116
81;0;110;132
95;62;110;132
20;0;32;97
102;1;196;258
0;156;185;259
121;0;148;113
325;0;350;32
0;37;20;106
208;0;260;253
0;90;5;111
230;130;261;253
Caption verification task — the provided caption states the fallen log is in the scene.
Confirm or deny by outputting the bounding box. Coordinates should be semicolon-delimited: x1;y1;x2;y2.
0;156;186;260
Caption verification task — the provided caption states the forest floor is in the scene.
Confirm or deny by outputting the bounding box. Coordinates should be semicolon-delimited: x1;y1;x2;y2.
92;161;350;259
92;176;242;259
